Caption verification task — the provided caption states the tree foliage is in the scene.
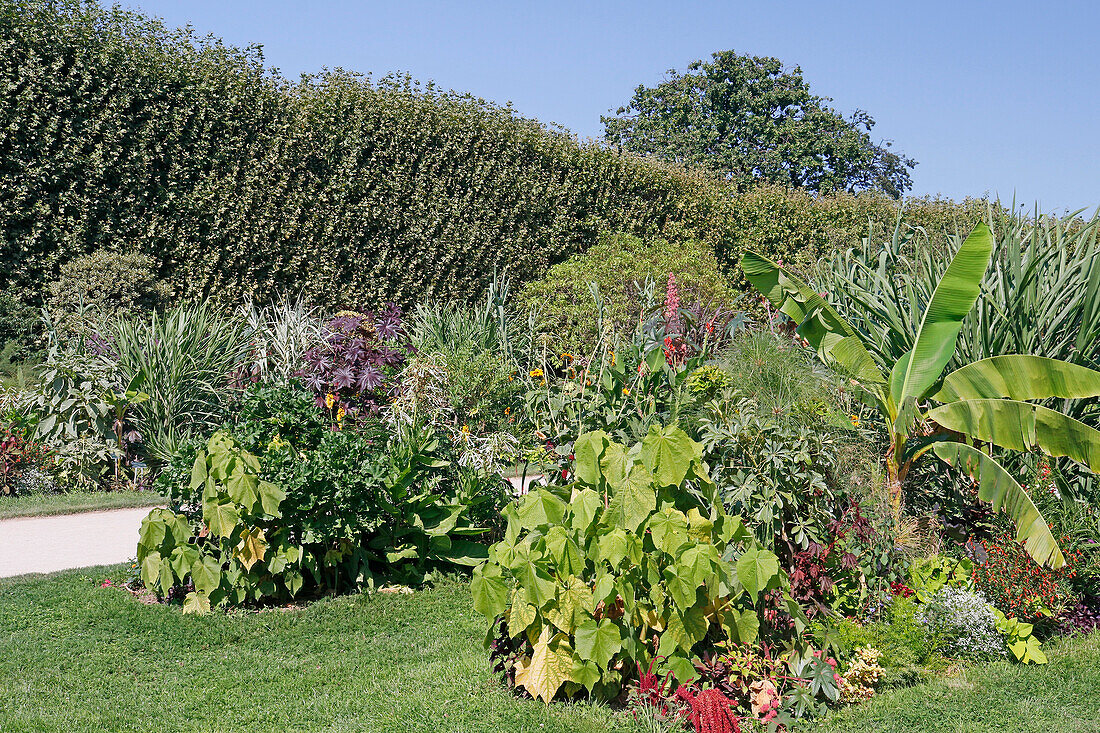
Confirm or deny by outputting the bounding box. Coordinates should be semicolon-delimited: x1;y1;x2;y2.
603;50;916;197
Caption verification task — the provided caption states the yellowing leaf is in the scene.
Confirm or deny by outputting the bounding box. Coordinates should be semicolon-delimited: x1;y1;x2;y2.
235;527;268;571
513;627;576;704
182;590;211;615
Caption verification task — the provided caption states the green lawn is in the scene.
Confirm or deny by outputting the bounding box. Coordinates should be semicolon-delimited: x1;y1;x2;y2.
0;491;164;520
808;632;1100;733
0;568;634;733
2;568;1097;733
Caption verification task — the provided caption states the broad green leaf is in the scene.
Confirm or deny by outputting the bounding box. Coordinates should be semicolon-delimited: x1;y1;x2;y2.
648;508;690;555
168;544;200;579
722;607;760;644
570;658;602;690
573;431;610;486
900;222;993;403
932;442;1064;567
736;547;780;603
929;399;1100;472
604;464;656;532
597;529;630;568
509;544;557;608
640;425;698;487
257;480;285;517
659;605;708;654
516;490;568;529
471;563;509;619
599;441;631;488
936;355;1100;402
679;544;720;588
550;576;594;633
137;511;168;555
190;554;222;595
513;627;575;704
545;527;585;577
226;472;260;509
741;250;885;386
182;590;211;616
140;550;164;590
435;538;489;567
204;502;240;538
574;618;622;670
569;488;602;532
189;451;208;492
663;565;699;610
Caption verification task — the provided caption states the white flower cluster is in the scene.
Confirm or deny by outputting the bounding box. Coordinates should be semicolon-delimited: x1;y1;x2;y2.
918;587;1007;659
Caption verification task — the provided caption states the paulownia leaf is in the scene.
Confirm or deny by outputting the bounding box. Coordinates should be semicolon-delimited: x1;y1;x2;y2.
574;618;622;670
604;464;656;532
471;563;509;619
569;489;602;532
648;508;690;555
899;222;993;403
932;442;1064;567
659;605;708;655
640;425;698;488
204;502;240;539
936;355;1100;402
182;590;211;616
516;490;568;529
507;588;538;637
513;626;576;704
190;554;222;595
234;527;268;571
736;547;780;603
550;576;594;634
573;431;610;486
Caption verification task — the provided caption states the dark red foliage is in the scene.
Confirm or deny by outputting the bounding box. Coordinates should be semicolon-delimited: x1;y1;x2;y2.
889;581;915;598
1058;596;1100;635
674;686;741;733
298;305;411;420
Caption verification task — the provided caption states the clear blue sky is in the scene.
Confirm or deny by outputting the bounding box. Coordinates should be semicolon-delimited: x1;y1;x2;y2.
133;0;1099;213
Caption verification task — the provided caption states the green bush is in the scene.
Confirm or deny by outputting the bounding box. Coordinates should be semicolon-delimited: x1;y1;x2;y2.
471;425;800;702
46;250;170;334
0;293;41;369
827;595;942;686
1;1;990;312
517;232;737;353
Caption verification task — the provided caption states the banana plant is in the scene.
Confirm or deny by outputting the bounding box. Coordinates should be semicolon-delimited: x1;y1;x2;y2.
742;222;1100;567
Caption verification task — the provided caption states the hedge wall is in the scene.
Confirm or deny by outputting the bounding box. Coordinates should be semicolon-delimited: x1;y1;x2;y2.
0;0;985;310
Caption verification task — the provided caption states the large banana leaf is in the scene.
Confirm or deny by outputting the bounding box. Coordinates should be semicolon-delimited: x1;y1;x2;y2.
896;223;993;404
932;442;1064;567
742;251;885;386
936;355;1100;402
929;398;1100;471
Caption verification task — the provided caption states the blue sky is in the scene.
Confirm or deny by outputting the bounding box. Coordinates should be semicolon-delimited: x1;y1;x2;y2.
133;1;1099;212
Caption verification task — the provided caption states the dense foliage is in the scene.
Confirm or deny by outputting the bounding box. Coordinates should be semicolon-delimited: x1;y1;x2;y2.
603;50;916;197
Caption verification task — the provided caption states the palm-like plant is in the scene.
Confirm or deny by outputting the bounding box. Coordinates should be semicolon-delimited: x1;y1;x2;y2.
742;223;1100;567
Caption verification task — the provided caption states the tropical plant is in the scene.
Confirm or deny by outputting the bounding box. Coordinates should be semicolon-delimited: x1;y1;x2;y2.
742;222;1100;567
112;302;249;463
471;425;802;704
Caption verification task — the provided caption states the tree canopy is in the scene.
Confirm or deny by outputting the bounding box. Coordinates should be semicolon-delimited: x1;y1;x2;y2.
603;50;916;197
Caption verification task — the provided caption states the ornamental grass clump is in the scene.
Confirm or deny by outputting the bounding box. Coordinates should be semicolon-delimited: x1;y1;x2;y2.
918;587;1006;660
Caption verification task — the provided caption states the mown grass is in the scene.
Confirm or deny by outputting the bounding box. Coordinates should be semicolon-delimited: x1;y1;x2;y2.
0;569;634;733
2;568;1097;733
0;491;164;520
807;632;1100;733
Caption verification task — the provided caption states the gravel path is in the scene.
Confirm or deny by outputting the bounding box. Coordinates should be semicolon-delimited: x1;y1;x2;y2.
0;506;152;578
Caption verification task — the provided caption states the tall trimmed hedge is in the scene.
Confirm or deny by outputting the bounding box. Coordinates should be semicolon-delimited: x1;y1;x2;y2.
0;0;985;310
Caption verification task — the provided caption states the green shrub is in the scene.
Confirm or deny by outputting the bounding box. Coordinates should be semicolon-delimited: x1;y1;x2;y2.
441;347;525;436
827;596;942;686
471;425;800;702
46;250;170;335
0;293;41;368
517;232;737;353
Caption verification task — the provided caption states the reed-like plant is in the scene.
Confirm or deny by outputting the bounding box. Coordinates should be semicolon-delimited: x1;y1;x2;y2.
112;303;249;462
240;293;324;383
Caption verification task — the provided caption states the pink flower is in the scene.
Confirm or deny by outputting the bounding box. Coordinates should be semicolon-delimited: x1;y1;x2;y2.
100;579;113;587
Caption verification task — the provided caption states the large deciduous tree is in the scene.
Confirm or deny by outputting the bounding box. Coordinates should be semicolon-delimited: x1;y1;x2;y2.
603;50;916;197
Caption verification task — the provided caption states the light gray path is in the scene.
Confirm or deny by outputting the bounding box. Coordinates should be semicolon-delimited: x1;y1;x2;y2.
0;507;151;578
0;476;546;580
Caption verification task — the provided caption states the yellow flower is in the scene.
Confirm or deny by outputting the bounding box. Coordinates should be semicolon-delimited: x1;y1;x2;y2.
529;368;544;378
850;414;860;427
610;351;616;366
460;424;471;435
504;407;511;416
336;406;346;422
622;387;631;396
325;393;336;409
